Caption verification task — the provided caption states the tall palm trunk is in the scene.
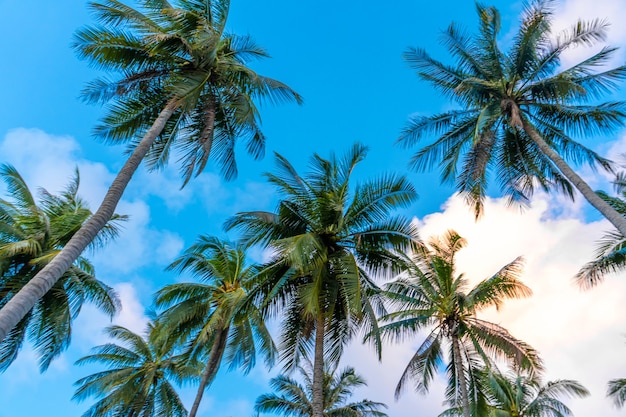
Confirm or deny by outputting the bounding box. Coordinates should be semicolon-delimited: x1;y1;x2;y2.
311;314;326;417
451;334;471;417
189;325;230;417
516;109;626;237
0;100;180;343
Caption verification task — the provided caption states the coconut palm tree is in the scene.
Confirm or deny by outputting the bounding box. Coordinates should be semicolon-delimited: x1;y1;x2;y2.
398;0;626;235
480;372;588;417
226;143;420;417
255;359;388;417
73;321;199;417
576;172;626;287
154;235;277;417
378;231;541;417
0;164;123;371
608;378;626;408
0;0;301;343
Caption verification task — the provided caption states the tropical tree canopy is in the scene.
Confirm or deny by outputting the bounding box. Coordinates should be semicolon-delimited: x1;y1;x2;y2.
607;378;626;409
74;0;303;183
255;359;388;417
155;235;277;417
398;0;626;236
378;230;542;417
483;372;588;417
0;164;123;371
576;172;626;287
226;143;420;417
73;322;200;417
0;0;301;348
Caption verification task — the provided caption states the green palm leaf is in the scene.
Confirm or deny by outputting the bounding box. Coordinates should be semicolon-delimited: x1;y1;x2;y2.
0;165;122;371
379;230;540;417
228;145;418;417
399;0;626;234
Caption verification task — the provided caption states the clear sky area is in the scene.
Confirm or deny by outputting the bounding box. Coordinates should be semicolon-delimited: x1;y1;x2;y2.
1;0;626;416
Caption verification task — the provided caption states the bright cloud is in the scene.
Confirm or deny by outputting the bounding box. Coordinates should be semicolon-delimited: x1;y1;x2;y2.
92;199;185;274
342;193;626;417
0;128;112;205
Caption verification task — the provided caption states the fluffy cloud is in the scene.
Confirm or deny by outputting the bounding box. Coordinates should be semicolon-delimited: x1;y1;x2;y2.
552;0;626;68
0;128;112;205
342;193;626;416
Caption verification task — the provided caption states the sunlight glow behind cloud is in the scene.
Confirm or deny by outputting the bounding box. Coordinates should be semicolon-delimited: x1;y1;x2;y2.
341;193;626;417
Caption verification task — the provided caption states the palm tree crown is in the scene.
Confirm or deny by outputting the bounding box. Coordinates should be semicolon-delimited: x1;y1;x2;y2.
576;172;626;287
0;165;123;371
73;322;199;417
74;0;302;182
155;235;277;417
0;0;300;347
378;231;541;417
255;359;388;417
226;143;419;417
399;0;626;235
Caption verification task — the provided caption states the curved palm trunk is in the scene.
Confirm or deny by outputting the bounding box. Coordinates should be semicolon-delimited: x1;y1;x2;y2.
451;334;471;417
312;314;325;417
0;100;180;343
519;116;626;237
189;325;230;417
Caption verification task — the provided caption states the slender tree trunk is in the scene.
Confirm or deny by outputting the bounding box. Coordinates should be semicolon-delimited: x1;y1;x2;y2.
451;334;471;417
519;115;626;237
311;314;326;417
189;325;230;417
0;100;179;343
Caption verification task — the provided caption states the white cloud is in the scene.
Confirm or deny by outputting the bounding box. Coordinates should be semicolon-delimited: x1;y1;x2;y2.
342;192;626;416
0;128;113;206
92;199;185;274
72;281;150;350
0;128;186;275
552;0;626;67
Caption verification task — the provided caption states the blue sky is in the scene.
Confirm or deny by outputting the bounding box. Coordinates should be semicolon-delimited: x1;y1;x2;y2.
1;0;626;416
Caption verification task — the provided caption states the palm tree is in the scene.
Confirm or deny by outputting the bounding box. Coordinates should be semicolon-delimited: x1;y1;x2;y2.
73;321;199;417
478;372;588;417
398;0;626;236
607;378;626;408
378;231;541;417
154;235;277;417
0;0;301;343
0;164;122;371
576;172;626;287
255;359;388;417
226;143;419;417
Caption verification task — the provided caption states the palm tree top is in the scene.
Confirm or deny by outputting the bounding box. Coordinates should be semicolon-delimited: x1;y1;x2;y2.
226;145;419;417
74;0;303;183
399;0;626;216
